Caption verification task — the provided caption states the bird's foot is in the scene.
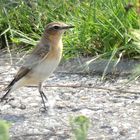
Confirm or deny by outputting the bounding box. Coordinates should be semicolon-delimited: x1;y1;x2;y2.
39;89;49;113
39;105;49;113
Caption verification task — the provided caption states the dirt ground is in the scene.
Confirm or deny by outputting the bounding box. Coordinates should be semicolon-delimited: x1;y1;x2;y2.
0;56;140;140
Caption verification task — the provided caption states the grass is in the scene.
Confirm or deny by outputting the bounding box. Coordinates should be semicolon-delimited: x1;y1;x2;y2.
0;120;10;140
0;0;140;60
70;115;90;140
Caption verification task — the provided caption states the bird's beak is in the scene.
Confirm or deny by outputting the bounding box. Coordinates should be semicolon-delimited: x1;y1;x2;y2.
60;25;75;30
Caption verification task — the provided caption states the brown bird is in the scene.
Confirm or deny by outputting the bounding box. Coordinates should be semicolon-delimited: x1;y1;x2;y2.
1;22;74;110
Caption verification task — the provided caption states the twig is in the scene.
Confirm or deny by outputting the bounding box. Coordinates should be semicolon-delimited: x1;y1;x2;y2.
11;132;69;139
15;50;30;66
0;83;140;94
12;133;53;137
4;33;13;65
3;7;13;65
42;84;140;94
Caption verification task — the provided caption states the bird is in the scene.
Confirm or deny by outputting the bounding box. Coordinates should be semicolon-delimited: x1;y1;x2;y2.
0;22;74;110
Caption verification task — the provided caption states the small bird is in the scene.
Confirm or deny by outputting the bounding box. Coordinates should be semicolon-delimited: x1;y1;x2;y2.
1;22;74;110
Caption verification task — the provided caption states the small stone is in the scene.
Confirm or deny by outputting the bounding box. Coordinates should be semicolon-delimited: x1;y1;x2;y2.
119;129;127;136
11;104;16;109
20;104;26;110
39;107;48;113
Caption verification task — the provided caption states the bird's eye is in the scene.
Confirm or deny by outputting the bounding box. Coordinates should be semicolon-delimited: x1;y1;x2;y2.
53;26;60;30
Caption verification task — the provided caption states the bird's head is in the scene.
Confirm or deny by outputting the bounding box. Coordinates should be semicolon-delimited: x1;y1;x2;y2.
43;22;74;41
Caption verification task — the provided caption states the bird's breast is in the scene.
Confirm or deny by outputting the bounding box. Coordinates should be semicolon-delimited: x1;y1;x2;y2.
31;47;62;82
36;59;60;75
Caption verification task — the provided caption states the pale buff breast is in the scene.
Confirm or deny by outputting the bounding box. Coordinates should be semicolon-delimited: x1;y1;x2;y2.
27;45;63;83
32;58;61;81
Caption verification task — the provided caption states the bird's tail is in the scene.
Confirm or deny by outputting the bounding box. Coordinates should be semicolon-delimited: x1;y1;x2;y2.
0;88;12;101
0;78;16;101
1;77;27;102
1;79;20;102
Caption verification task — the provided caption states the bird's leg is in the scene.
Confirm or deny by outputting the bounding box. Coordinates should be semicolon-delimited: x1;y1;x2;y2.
38;82;48;110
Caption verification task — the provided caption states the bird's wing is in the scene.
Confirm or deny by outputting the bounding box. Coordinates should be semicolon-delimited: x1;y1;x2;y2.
6;44;50;90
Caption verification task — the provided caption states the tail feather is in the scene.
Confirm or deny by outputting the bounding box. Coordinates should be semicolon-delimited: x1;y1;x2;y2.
4;78;16;91
1;78;21;102
1;88;11;101
1;77;27;102
0;78;16;101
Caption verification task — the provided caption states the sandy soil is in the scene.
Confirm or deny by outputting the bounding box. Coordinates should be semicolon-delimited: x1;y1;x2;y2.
0;55;140;140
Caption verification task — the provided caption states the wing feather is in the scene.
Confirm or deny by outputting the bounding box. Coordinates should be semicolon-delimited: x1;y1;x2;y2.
6;44;50;90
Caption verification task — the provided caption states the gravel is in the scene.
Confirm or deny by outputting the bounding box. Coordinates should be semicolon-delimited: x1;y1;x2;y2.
0;56;140;140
